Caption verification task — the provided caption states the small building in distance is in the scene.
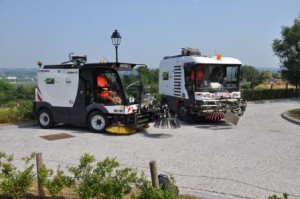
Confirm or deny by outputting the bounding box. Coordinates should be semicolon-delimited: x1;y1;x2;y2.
6;76;17;83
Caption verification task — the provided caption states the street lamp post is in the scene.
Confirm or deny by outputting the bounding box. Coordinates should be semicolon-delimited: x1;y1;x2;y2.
111;30;122;63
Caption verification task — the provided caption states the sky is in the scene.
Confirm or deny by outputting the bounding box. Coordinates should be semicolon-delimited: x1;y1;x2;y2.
0;0;299;69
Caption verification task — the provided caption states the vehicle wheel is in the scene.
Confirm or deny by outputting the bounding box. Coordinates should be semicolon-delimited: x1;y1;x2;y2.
177;102;196;122
177;103;187;121
37;109;54;129
88;111;108;133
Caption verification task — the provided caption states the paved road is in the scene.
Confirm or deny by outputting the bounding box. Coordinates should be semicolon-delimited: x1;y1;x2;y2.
0;99;300;199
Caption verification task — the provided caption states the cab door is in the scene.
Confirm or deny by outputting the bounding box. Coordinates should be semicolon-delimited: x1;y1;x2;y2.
69;69;91;125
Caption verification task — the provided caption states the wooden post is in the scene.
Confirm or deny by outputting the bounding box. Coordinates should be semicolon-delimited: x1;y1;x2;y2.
149;160;159;188
36;153;44;198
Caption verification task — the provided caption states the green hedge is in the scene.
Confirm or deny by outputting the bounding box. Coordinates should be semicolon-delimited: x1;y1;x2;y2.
0;80;35;106
0;100;35;123
0;153;180;199
242;89;296;101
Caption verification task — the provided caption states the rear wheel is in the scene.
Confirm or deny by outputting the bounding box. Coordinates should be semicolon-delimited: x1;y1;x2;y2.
177;102;196;122
37;109;54;129
177;103;187;121
88;111;108;133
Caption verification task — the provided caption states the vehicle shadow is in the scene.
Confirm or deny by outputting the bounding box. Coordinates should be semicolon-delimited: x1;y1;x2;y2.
179;119;234;130
140;129;172;139
18;123;170;138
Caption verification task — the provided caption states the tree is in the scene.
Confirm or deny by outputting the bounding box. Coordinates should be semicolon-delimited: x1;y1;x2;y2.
261;71;273;80
272;72;282;79
136;66;159;93
242;65;261;88
272;15;300;94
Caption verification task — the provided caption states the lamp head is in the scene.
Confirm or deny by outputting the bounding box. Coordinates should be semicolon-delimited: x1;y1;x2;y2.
111;30;121;46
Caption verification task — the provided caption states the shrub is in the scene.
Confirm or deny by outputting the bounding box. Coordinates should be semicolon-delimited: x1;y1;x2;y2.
38;165;75;197
68;154;138;199
0;100;35;123
241;82;252;89
268;193;289;199
242;89;295;100
134;173;179;199
0;152;181;199
0;80;35;105
0;152;35;199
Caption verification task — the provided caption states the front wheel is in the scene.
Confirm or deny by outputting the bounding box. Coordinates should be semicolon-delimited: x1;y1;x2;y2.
37;109;54;129
88;111;108;133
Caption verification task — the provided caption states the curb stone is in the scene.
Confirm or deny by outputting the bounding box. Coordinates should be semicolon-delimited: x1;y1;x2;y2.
0;121;38;129
281;112;300;125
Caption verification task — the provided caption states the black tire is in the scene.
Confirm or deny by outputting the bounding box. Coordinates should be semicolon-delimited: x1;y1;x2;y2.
177;102;187;121
37;109;54;129
177;102;196;122
88;111;108;133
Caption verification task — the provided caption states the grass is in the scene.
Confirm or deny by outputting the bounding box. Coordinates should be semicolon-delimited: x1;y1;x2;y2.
286;108;300;120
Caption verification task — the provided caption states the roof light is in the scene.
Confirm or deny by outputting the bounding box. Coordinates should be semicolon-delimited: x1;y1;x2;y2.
216;54;222;60
38;61;43;67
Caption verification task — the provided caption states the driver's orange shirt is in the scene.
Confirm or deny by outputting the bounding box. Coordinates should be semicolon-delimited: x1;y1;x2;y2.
97;75;111;100
190;70;203;81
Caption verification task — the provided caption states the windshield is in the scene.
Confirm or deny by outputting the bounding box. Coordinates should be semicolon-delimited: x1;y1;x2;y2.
118;69;144;104
185;64;241;92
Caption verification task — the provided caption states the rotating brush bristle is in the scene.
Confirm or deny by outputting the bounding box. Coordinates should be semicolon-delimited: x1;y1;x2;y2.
106;125;136;135
154;104;180;129
154;117;180;129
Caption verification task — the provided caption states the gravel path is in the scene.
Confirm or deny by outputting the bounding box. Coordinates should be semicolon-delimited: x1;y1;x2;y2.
0;99;300;199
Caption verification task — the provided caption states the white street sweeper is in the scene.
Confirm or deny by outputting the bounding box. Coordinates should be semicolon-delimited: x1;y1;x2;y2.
159;48;247;124
34;54;180;134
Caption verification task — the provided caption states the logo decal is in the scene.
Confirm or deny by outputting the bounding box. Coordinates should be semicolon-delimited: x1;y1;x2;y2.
45;78;54;84
65;77;72;86
162;72;169;80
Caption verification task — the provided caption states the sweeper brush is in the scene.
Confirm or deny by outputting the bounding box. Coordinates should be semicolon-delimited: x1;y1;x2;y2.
154;105;180;129
105;123;151;135
154;117;180;129
106;125;136;135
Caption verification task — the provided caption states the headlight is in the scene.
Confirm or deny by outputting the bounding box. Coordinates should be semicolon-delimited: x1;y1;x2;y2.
231;92;241;98
129;97;135;103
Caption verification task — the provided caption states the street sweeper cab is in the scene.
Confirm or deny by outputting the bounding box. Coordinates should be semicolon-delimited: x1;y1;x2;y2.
34;54;162;134
159;48;247;124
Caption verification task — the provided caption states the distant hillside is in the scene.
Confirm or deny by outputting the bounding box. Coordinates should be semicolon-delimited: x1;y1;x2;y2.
0;68;36;78
256;67;280;73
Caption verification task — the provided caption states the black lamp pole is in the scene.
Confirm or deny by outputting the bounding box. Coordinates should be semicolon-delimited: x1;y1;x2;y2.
111;30;122;63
